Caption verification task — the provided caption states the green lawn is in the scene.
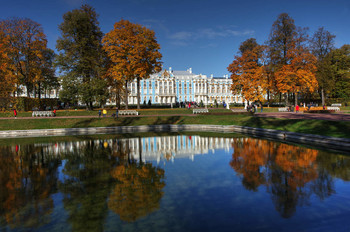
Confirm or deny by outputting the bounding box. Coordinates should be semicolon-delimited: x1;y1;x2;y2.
0;114;349;138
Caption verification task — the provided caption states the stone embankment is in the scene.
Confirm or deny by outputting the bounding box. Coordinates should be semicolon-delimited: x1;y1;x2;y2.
0;124;349;152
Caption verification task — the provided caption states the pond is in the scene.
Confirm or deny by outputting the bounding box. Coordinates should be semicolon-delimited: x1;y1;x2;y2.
0;133;350;232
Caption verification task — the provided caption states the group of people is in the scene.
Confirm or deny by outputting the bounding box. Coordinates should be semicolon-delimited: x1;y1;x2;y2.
246;103;263;113
98;107;119;118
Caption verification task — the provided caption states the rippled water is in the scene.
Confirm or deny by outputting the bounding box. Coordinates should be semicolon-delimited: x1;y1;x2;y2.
0;134;350;232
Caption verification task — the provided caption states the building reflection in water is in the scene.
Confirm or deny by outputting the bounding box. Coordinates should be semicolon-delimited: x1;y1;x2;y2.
32;135;234;163
0;135;350;231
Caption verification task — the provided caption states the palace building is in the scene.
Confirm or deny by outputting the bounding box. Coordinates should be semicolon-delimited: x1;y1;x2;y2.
127;67;244;105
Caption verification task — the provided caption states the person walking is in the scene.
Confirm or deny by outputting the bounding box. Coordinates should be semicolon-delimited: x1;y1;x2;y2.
260;104;263;113
13;109;17;118
295;104;299;113
103;109;107;117
98;110;101;118
116;107;119;118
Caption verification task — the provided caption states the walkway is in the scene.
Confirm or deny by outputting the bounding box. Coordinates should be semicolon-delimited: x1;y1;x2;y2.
0;112;349;121
255;112;350;121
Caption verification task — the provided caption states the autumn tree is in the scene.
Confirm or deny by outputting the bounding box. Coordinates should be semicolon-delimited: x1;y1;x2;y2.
56;4;107;110
228;39;269;103
310;27;336;105
0;29;16;108
103;19;162;109
0;18;49;98
268;13;318;105
268;13;297;104
274;41;318;106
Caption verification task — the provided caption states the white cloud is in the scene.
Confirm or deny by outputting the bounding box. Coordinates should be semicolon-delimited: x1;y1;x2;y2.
169;31;194;40
169;27;255;43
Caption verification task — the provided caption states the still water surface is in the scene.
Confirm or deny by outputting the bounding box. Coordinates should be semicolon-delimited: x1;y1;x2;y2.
0;134;350;232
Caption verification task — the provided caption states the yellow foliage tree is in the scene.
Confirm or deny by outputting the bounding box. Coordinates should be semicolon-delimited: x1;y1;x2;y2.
102;19;162;109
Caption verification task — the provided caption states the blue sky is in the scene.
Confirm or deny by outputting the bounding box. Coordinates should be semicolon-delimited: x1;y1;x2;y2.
1;0;349;76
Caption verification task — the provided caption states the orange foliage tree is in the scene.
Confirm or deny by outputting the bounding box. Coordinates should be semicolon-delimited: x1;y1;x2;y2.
227;45;269;103
0;18;48;98
274;43;318;106
0;29;16;108
102;19;162;109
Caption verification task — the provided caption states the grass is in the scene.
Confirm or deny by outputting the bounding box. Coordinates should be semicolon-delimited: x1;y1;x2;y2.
0;113;349;138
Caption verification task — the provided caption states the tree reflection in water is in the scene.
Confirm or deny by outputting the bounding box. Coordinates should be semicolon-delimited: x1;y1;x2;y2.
0;145;60;230
229;138;346;218
108;137;166;222
1;135;350;230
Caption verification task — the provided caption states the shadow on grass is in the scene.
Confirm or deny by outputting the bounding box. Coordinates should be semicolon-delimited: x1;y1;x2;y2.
106;117;141;127
244;116;350;138
72;118;96;128
152;116;181;125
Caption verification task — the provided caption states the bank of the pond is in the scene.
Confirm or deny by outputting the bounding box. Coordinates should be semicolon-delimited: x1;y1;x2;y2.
0;124;349;152
0;114;349;138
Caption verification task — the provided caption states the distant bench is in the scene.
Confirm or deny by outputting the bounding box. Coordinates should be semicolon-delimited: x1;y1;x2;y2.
231;108;247;113
326;107;340;112
119;110;139;116
278;107;289;112
193;109;209;114
32;111;54;117
331;103;342;107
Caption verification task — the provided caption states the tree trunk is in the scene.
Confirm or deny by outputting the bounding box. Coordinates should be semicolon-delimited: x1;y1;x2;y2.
137;76;141;110
267;89;270;107
38;83;41;99
125;80;129;110
294;92;298;106
285;92;289;105
321;88;325;106
27;84;31;98
279;92;282;105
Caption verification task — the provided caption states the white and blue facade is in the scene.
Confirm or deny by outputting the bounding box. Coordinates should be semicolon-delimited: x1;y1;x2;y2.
127;68;244;105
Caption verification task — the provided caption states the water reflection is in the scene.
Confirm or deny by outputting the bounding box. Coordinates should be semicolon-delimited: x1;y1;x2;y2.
229;138;350;218
0;135;349;231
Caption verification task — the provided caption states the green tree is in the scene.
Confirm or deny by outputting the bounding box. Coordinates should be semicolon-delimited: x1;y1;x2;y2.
38;48;59;99
310;27;336;105
324;45;350;100
56;4;107;110
58;76;79;106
